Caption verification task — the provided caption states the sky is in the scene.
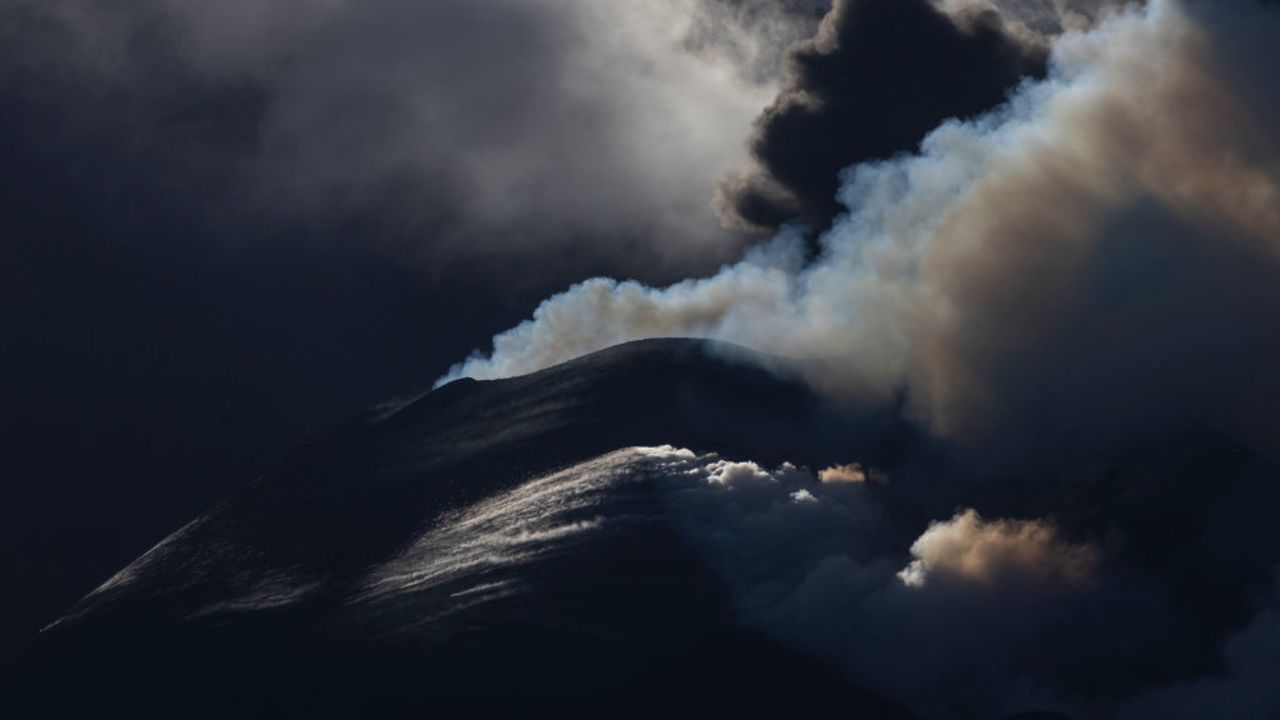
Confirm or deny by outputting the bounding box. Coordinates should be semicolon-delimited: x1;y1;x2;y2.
2;0;1279;696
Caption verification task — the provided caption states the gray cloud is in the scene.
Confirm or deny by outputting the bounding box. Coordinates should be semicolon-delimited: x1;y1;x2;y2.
3;0;826;279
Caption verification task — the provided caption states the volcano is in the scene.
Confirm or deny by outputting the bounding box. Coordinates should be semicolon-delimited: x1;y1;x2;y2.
3;339;916;719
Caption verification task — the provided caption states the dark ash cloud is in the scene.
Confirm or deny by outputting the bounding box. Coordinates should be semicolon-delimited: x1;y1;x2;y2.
715;0;1048;233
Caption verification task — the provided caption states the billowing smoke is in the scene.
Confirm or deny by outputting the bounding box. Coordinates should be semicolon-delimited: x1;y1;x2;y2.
445;0;1280;459
818;462;877;484
895;508;1097;588
714;0;1049;233
645;440;1280;719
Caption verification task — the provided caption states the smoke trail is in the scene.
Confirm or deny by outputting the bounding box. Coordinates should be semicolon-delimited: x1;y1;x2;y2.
443;0;1280;455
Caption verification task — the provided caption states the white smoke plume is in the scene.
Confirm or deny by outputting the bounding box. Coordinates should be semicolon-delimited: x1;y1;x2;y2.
442;0;1280;454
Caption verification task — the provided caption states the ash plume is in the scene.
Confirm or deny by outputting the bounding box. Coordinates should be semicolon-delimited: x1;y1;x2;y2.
714;0;1049;234
447;0;1280;460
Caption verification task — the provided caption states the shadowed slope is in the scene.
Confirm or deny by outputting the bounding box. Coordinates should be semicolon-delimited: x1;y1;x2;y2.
5;339;915;720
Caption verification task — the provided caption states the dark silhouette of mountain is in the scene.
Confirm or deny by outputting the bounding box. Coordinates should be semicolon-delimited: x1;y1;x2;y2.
2;339;918;720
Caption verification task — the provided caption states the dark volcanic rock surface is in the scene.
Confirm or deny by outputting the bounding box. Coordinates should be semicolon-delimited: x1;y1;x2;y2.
3;339;914;719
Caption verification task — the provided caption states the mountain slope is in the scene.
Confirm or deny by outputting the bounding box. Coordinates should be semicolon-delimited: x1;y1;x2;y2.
4;339;914;719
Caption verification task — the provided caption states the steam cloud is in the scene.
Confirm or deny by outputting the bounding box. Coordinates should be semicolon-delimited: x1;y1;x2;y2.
895;508;1097;588
646;439;1280;719
445;0;1280;458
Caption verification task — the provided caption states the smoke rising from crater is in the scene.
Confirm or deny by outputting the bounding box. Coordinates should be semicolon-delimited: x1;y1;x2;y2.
446;0;1280;457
